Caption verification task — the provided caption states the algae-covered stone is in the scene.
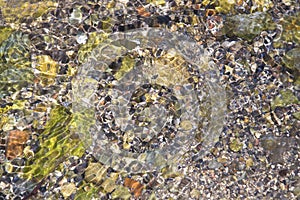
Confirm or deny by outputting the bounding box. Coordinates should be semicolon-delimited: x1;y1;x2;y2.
0;68;34;98
283;48;300;72
229;138;243;152
22;106;85;181
0;27;14;45
190;189;200;199
35;55;59;86
0;31;31;72
222;12;276;41
246;158;254;168
114;56;135;80
215;0;236;14
77;32;109;63
0;0;57;24
101;178;117;193
111;185;131;200
69;6;83;24
274;13;300;48
293;112;300;120
271;89;299;110
74;184;99;200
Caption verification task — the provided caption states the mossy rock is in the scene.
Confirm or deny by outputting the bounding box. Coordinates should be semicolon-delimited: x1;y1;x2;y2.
274;13;300;48
222;12;276;41
22;106;85;181
271;89;299;110
283;48;300;72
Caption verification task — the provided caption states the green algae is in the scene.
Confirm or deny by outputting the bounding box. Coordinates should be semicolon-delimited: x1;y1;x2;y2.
35;55;59;86
293;112;300;120
0;100;27;115
114;56;135;80
111;185;131;200
282;48;300;72
0;31;31;72
222;12;276;41
214;0;237;14
271;89;299;110
0;68;34;98
147;0;165;6
22;106;85;181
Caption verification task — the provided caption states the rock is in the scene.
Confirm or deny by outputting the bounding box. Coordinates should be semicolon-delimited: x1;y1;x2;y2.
101;178;116;193
283;47;300;72
246;158;254;168
222;12;276;41
271;89;299;110
208;160;222;169
229;138;243;152
35;55;59;86
60;183;76;199
6;130;29;160
84;162;108;184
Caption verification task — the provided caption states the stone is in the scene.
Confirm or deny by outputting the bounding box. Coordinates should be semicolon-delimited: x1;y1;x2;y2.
60;183;77;199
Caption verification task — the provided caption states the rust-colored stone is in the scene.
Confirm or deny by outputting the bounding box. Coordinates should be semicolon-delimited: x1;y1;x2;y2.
6;130;29;160
124;177;144;198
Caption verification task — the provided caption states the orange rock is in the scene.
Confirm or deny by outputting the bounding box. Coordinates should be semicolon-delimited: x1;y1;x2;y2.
124;177;144;198
6;130;29;160
136;7;151;17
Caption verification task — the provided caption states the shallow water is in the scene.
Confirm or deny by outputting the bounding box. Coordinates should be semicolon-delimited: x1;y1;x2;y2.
0;0;299;199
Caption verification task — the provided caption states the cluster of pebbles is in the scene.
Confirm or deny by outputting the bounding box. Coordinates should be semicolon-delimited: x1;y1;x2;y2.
0;0;299;199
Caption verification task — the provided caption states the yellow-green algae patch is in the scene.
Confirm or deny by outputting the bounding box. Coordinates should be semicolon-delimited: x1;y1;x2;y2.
114;55;135;80
35;55;59;86
0;0;58;24
74;161;121;199
204;0;273;14
147;0;165;6
229;138;243;152
0;27;14;45
22;106;85;181
0;100;27;115
74;183;100;200
78;32;110;63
